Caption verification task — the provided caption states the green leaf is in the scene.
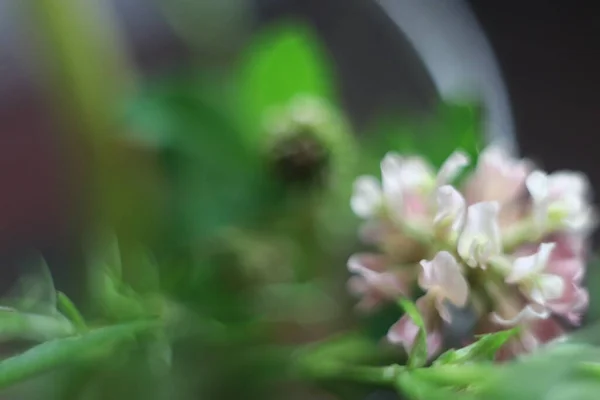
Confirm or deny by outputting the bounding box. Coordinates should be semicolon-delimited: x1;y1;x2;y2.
477;343;600;400
360;101;483;176
126;79;276;244
0;309;74;342
236;22;336;140
435;328;519;365
423;102;483;167
56;292;87;332
0;321;156;390
398;298;428;369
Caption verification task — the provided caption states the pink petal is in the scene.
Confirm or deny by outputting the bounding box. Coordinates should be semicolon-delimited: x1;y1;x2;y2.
348;253;388;274
387;297;443;358
547;283;589;325
463;145;532;204
347;253;411;310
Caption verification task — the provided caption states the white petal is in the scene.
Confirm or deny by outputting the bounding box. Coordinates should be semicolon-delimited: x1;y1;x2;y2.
380;153;436;215
526;170;550;203
457;202;502;267
549;171;590;197
437;151;470;186
490;303;550;326
537;273;565;302
506;242;556;283
400;157;435;187
434;185;466;231
381;153;405;197
419;251;469;308
350;176;382;218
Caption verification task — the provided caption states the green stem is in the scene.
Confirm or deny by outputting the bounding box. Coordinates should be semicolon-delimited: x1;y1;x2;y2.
502;217;541;252
578;362;600;378
0;320;158;390
413;364;494;387
57;292;88;332
304;362;403;387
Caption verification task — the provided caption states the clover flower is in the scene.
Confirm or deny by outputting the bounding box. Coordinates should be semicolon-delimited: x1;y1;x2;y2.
347;144;595;360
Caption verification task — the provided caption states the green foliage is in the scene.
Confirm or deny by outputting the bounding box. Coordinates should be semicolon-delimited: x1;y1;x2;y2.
435;328;520;365
57;292;88;332
0;321;156;390
476;343;600;400
235;21;337;140
361;102;483;175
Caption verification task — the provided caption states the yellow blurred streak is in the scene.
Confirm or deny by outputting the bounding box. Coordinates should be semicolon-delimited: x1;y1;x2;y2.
23;0;162;249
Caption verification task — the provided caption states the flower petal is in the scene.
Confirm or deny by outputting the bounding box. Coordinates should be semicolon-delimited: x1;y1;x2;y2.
506;242;556;283
387;297;443;357
464;144;531;203
457;201;502;267
381;153;404;198
437;150;470;186
347;253;408;302
396;157;436;192
419;251;469;309
434;185;466;232
526;170;550;203
549;171;590;198
490;303;550;327
351;176;382;218
537;273;565;302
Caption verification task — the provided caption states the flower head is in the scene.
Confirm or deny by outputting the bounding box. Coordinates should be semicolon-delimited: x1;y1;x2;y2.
347;144;595;362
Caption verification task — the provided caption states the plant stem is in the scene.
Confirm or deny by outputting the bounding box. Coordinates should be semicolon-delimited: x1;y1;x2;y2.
502;217;540;252
305;362;403;387
578;362;600;378
413;364;493;387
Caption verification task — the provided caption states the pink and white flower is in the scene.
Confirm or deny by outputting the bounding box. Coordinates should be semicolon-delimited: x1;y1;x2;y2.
347;143;596;362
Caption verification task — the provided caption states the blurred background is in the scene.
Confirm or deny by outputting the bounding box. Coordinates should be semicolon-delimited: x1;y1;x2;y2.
0;0;598;398
1;0;599;270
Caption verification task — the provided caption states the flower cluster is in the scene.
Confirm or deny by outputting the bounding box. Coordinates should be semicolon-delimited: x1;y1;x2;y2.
347;145;596;360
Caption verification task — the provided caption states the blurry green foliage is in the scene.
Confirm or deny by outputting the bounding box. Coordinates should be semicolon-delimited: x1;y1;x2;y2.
235;22;337;142
434;328;519;365
476;343;600;400
361;102;483;175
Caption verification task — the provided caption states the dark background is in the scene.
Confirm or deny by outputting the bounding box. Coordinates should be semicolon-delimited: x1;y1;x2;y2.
0;0;598;289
